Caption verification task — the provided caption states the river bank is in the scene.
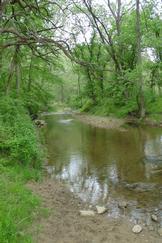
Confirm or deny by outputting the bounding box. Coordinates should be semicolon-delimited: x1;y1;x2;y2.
28;178;162;243
73;112;162;129
73;113;126;130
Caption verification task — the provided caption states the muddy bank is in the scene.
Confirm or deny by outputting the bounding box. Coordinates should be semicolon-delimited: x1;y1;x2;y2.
73;113;126;130
143;117;162;127
28;178;161;243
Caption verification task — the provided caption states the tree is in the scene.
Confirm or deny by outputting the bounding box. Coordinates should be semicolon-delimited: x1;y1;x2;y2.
136;0;145;118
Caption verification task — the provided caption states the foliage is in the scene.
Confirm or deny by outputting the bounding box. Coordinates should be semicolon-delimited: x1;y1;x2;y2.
146;96;162;114
0;96;42;167
58;1;162;119
0;97;43;242
80;99;94;112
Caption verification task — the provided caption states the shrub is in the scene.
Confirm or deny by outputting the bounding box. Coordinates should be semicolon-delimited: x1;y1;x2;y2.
0;96;42;168
146;96;162;114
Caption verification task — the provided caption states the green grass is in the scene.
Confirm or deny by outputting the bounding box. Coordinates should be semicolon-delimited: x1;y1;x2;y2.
0;96;44;242
0;164;41;243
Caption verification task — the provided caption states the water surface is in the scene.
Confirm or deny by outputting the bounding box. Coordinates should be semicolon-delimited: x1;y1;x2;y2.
44;114;162;224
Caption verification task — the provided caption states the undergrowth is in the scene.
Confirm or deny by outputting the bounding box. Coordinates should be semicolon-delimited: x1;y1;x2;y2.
0;96;44;242
78;94;162;120
0;96;42;167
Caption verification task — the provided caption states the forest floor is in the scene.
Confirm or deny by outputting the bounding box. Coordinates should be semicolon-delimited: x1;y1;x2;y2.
28;178;162;243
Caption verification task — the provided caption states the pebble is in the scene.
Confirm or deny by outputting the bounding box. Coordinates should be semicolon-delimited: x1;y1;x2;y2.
79;210;95;216
132;225;143;234
151;214;158;222
118;201;127;208
96;206;107;214
158;228;162;236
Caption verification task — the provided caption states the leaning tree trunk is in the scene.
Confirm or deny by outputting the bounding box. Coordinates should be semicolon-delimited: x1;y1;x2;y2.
77;71;83;107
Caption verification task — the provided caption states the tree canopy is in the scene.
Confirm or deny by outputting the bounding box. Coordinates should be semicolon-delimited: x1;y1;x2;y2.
0;0;162;118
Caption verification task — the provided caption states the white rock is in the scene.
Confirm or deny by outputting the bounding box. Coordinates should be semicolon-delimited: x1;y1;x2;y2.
132;225;143;234
151;214;158;222
79;210;95;216
158;228;162;236
96;206;107;214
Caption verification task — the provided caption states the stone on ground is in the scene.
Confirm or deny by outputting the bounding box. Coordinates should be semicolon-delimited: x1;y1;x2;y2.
132;225;143;234
79;210;95;216
96;206;107;214
151;214;158;222
118;201;127;208
158;228;162;236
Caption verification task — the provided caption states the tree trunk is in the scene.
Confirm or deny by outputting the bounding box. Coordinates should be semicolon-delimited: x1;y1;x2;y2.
87;68;96;103
61;84;64;103
136;0;145;118
77;71;83;106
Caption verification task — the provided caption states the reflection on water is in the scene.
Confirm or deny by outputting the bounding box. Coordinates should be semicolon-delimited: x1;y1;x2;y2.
44;114;162;223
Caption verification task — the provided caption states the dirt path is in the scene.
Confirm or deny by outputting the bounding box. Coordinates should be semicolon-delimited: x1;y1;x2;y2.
28;178;161;243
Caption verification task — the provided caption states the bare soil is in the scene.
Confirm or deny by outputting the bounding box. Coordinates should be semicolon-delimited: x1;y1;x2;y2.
28;178;162;243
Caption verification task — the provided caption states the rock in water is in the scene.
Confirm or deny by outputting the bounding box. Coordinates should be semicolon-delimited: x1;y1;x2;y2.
132;225;143;234
35;119;46;127
158;228;162;236
79;210;95;216
96;206;107;214
151;214;158;222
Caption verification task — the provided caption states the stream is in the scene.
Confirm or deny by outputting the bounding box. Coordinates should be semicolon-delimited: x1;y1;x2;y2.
43;113;162;228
